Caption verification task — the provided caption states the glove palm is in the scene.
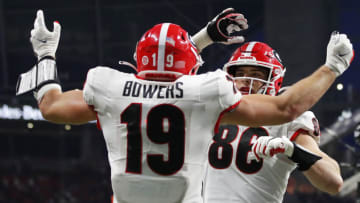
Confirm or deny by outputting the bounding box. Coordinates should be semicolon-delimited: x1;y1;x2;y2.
325;31;354;76
207;8;248;44
30;10;61;60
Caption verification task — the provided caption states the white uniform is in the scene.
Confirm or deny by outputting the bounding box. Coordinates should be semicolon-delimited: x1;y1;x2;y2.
83;67;242;203
204;111;320;203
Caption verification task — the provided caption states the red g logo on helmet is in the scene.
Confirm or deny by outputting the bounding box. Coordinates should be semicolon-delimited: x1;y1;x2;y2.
135;23;203;81
223;41;286;96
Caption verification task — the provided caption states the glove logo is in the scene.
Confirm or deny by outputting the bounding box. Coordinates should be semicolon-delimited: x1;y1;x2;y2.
36;38;47;43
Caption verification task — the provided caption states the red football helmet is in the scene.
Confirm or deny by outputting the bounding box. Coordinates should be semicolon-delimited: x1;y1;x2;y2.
135;23;203;81
223;41;286;96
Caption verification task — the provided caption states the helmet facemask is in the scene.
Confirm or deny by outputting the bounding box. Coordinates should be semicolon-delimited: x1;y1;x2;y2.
228;65;272;95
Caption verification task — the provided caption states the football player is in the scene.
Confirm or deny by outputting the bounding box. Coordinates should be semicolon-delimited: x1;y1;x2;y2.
203;42;343;203
16;8;353;203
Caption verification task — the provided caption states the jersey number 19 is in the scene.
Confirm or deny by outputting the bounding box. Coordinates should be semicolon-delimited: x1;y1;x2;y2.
121;103;185;175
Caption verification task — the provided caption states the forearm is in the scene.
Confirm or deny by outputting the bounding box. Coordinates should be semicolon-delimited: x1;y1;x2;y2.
281;31;355;117
295;134;343;195
304;157;343;195
223;95;293;127
280;65;336;118
192;28;213;53
39;89;96;124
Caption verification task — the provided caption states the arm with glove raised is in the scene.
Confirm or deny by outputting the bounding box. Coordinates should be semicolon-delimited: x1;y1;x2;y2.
16;10;96;124
221;31;355;127
192;8;249;52
16;10;62;101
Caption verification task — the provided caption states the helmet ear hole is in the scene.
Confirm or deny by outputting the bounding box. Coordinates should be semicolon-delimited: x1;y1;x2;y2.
180;32;186;41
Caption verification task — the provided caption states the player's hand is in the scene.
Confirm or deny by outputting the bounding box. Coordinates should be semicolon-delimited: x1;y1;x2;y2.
251;136;294;161
206;8;248;45
30;10;61;61
325;31;354;77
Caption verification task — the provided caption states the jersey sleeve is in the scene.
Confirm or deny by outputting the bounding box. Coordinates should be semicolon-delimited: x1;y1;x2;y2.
209;70;242;133
216;70;242;110
83;66;112;114
83;68;96;106
287;111;321;144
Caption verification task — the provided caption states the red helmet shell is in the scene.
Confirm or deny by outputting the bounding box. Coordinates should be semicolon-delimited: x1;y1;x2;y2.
224;41;286;96
135;23;202;81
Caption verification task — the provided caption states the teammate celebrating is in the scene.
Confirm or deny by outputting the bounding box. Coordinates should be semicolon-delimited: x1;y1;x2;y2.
16;8;353;203
203;42;343;203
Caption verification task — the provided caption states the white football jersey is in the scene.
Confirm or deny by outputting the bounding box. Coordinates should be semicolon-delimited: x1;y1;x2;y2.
204;111;320;203
83;67;242;203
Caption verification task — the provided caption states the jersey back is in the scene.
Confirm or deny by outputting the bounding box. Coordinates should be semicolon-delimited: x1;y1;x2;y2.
83;67;242;203
204;111;320;203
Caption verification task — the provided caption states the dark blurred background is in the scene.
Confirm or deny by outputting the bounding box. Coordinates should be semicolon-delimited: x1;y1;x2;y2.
0;0;359;202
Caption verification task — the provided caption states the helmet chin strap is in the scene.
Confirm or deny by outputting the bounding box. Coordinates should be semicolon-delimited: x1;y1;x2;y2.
250;78;270;95
119;61;138;73
258;82;269;95
259;82;278;96
256;87;266;94
258;82;272;95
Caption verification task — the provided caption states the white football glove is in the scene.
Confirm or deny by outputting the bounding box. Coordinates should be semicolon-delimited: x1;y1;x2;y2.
192;8;248;52
251;136;294;162
325;31;354;77
30;10;61;61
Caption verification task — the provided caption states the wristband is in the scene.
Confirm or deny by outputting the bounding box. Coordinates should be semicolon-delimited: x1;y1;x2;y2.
289;143;322;171
16;58;61;102
191;28;213;52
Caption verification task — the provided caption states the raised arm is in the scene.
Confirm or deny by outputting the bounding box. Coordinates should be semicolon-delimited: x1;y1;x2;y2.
223;64;336;126
222;32;354;127
16;10;96;124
